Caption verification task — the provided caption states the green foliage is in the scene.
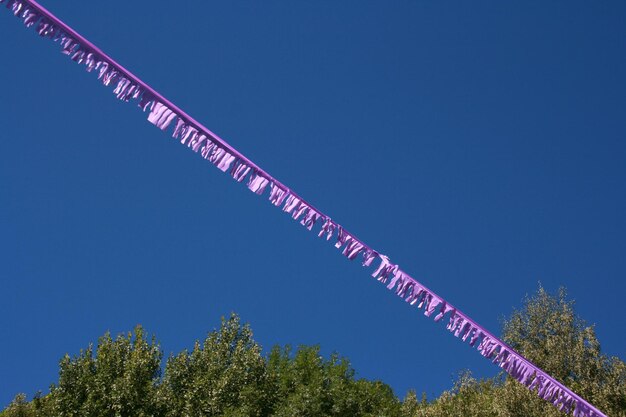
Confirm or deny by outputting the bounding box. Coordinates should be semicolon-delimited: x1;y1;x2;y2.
53;325;162;417
401;286;626;417
1;393;53;417
2;394;30;417
266;345;400;416
4;288;624;416
158;313;270;416
2;314;399;416
401;372;500;417
497;286;626;417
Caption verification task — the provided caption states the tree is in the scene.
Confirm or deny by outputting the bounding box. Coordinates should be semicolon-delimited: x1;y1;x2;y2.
53;325;162;417
1;392;53;417
158;314;401;416
266;345;400;416
158;313;271;417
4;291;624;416
1;394;30;417
497;286;626;416
3;314;404;416
401;286;626;417
400;372;500;417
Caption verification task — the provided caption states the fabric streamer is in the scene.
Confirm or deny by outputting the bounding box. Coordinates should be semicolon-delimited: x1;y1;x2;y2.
1;2;609;416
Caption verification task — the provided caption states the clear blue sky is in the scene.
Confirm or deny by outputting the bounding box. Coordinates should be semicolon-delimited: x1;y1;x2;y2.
1;0;625;407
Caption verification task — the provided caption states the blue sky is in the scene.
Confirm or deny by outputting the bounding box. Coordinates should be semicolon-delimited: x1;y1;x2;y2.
1;0;625;407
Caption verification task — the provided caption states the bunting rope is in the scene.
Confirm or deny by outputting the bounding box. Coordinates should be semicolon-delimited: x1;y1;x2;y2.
1;1;608;416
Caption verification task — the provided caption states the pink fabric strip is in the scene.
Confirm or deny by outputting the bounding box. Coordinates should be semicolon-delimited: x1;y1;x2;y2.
2;2;608;416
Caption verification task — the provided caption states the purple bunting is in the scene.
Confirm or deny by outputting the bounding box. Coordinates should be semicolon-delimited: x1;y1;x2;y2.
3;2;609;416
247;171;269;194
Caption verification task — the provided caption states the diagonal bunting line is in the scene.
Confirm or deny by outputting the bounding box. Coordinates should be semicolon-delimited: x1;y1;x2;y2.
1;1;609;416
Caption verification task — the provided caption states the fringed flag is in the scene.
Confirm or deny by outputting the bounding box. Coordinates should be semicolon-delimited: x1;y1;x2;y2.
1;2;609;416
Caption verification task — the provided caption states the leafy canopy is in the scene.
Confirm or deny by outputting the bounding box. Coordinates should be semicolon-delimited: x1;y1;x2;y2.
3;287;624;417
